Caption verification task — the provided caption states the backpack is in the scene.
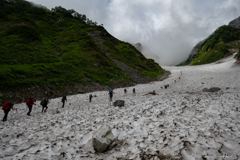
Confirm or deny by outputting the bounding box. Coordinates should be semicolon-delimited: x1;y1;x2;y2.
26;98;30;105
2;101;12;111
109;88;113;93
62;96;66;102
89;94;92;98
40;99;45;105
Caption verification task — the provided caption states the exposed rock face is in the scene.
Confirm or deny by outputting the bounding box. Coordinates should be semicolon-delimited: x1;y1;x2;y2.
185;40;205;65
88;32;162;84
134;43;142;51
92;125;114;152
134;43;160;62
229;16;240;29
113;100;125;107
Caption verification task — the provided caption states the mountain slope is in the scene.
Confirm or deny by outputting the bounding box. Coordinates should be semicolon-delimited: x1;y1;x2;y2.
180;16;240;66
0;0;165;103
190;25;240;65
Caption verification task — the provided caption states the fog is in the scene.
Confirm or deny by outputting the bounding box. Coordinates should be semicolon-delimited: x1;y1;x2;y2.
30;0;240;65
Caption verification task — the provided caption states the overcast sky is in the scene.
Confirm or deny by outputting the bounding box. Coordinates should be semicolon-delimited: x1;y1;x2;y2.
30;0;240;65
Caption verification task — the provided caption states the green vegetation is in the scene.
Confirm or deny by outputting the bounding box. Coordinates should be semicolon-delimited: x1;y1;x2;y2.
235;53;239;58
190;26;240;65
0;0;163;92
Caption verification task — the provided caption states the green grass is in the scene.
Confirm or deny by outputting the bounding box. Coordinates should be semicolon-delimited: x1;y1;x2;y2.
0;0;164;93
190;26;240;65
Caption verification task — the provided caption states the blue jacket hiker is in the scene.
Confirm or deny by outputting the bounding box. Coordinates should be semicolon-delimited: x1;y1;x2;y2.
108;88;115;101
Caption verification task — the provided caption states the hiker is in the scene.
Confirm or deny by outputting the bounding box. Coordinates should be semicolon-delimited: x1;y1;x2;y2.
89;94;93;102
40;99;49;112
167;84;169;87
61;96;67;108
108;88;114;101
133;88;135;94
26;97;35;116
2;101;17;121
124;89;127;94
164;85;167;89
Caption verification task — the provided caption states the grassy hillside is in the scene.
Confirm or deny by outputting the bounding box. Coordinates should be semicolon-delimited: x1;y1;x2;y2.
190;26;240;65
0;0;164;97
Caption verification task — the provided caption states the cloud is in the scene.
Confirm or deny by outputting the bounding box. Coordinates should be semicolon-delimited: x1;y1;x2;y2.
29;0;240;65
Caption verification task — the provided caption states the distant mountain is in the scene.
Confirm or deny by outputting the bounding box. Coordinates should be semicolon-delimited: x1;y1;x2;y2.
0;0;165;104
179;16;240;66
133;43;160;62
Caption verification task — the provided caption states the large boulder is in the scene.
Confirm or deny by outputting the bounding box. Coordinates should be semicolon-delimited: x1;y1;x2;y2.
113;100;125;107
202;87;221;92
92;125;114;152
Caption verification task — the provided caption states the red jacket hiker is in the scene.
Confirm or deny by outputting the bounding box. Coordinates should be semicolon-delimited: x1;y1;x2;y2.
26;97;35;116
26;97;34;106
2;101;17;122
2;101;13;111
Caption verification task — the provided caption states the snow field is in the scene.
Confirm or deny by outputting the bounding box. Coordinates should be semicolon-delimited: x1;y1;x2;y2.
0;53;240;160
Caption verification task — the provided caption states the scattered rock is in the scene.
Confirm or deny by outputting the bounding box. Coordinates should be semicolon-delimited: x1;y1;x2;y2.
113;100;125;107
226;87;230;90
144;90;157;95
92;125;114;152
78;90;85;94
202;88;209;92
56;109;60;114
202;87;221;92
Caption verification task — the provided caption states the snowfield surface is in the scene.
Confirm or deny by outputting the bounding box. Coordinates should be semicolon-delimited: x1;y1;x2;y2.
1;54;240;160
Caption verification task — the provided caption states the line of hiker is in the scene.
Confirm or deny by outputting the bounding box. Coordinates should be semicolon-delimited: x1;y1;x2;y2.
124;88;136;95
108;88;136;102
162;71;182;89
2;86;139;121
2;95;67;122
